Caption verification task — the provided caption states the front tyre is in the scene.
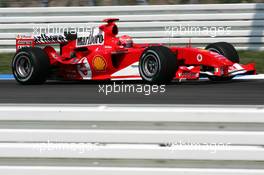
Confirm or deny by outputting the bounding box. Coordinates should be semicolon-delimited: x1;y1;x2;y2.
12;47;50;85
139;46;177;84
205;42;239;81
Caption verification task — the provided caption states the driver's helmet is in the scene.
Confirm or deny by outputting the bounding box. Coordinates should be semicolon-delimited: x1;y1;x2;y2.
119;35;133;48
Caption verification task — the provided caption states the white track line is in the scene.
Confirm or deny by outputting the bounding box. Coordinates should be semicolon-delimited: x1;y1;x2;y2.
233;74;264;80
1;74;264;80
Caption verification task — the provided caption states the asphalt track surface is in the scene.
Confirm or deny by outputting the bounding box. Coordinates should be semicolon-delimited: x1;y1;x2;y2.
0;79;263;105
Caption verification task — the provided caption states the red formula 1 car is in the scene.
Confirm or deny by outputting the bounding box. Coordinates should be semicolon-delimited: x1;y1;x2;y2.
12;18;256;84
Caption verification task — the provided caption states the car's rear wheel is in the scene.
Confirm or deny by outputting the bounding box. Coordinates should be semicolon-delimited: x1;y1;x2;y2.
12;47;50;85
205;42;239;81
139;46;177;84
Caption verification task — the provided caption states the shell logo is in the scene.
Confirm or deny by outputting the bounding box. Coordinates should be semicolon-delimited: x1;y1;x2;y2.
92;55;107;71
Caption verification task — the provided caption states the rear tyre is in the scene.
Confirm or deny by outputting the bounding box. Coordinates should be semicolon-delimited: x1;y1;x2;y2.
12;47;50;85
205;42;239;81
139;46;177;84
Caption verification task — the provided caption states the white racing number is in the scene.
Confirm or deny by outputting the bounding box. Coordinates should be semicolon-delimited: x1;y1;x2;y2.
77;57;92;80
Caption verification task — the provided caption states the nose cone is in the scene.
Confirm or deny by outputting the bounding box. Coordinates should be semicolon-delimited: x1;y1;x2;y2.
207;50;234;66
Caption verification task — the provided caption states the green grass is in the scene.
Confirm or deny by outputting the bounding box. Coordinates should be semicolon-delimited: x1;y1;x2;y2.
239;51;264;73
0;51;263;74
0;53;13;74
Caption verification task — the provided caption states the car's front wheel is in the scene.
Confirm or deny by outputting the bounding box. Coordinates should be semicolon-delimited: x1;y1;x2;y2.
139;46;177;84
205;42;239;81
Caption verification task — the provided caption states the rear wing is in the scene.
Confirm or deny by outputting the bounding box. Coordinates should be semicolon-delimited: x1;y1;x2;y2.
16;26;105;51
16;35;34;51
16;34;67;51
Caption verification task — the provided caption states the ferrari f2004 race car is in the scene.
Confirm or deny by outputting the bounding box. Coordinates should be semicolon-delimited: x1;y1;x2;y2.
12;18;256;84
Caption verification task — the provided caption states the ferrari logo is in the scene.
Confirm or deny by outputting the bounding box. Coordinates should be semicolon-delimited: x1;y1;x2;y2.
93;55;107;71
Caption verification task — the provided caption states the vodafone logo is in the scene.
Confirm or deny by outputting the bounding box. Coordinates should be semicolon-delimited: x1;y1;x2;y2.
197;54;203;62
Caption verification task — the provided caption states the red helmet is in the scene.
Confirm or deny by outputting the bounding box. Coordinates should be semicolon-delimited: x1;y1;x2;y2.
119;35;133;48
